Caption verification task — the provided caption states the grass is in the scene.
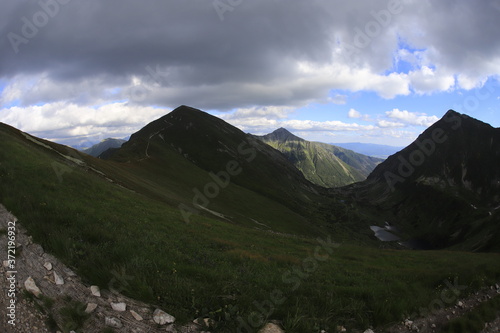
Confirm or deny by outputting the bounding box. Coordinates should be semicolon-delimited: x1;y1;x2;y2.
1;125;500;332
441;295;500;333
59;299;89;333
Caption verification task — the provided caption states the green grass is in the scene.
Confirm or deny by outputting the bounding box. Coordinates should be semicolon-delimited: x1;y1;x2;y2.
59;299;89;333
442;295;500;333
1;125;500;332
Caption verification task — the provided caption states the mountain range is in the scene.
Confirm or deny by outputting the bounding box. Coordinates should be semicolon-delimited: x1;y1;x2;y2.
254;128;382;187
1;106;499;331
82;138;126;157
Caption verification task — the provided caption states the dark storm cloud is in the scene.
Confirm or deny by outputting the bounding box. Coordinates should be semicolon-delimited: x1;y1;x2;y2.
0;0;334;84
1;0;500;110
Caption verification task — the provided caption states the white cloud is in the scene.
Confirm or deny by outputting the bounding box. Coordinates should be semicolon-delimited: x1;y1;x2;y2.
0;102;169;146
377;120;404;128
385;108;439;127
408;66;455;94
221;106;294;120
348;108;361;118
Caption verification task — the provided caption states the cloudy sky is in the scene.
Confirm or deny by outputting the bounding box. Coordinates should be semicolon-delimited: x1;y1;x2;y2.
1;0;500;148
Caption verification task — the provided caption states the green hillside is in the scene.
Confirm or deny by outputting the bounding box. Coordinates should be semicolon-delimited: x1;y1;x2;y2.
255;128;382;188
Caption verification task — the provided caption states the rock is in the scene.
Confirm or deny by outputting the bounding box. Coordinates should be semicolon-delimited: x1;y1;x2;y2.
457;300;464;308
43;262;52;270
130;310;143;321
153;308;176;325
3;260;10;268
90;285;101;297
111;302;127;312
105;316;123;328
193;317;215;328
53;271;64;285
258;323;285;333
24;276;42;297
85;303;97;313
431;323;436;328
363;330;375;333
337;326;347;332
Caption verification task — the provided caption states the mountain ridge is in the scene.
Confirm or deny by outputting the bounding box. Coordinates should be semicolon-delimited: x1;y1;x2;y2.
344;109;500;251
255;128;383;187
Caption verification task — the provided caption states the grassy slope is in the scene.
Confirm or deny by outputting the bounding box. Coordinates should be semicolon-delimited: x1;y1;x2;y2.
257;137;381;188
1;123;500;332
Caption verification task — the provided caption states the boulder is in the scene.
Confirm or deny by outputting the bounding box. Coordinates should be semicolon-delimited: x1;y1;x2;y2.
258;323;285;333
153;308;176;325
111;302;127;312
130;310;143;321
105;317;123;328
90;285;101;297
85;303;98;314
53;271;64;285
24;276;42;297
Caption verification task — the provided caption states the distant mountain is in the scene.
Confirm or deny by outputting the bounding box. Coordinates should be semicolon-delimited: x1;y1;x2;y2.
345;110;500;251
255;128;383;187
331;142;403;159
82;138;126;157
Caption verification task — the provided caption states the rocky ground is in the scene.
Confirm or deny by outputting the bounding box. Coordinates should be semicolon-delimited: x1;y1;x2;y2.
0;204;207;333
0;203;498;333
384;286;500;333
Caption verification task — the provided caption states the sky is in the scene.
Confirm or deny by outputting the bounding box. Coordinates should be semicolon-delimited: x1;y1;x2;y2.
1;0;500;148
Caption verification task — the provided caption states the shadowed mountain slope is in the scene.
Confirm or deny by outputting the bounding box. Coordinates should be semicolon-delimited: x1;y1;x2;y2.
343;110;500;251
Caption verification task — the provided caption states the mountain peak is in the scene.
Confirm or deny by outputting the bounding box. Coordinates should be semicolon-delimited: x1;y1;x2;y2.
264;127;304;142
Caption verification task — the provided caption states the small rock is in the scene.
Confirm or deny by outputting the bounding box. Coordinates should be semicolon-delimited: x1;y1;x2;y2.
457;301;464;308
24;276;42;297
404;319;413;328
495;283;499;289
194;317;215;328
3;260;9;268
337;326;347;332
431;323;436;328
43;262;52;270
153;308;176;325
90;285;101;297
105;316;123;328
363;330;375;333
111;302;127;312
130;310;143;321
54;271;64;285
85;303;97;313
258;322;285;333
